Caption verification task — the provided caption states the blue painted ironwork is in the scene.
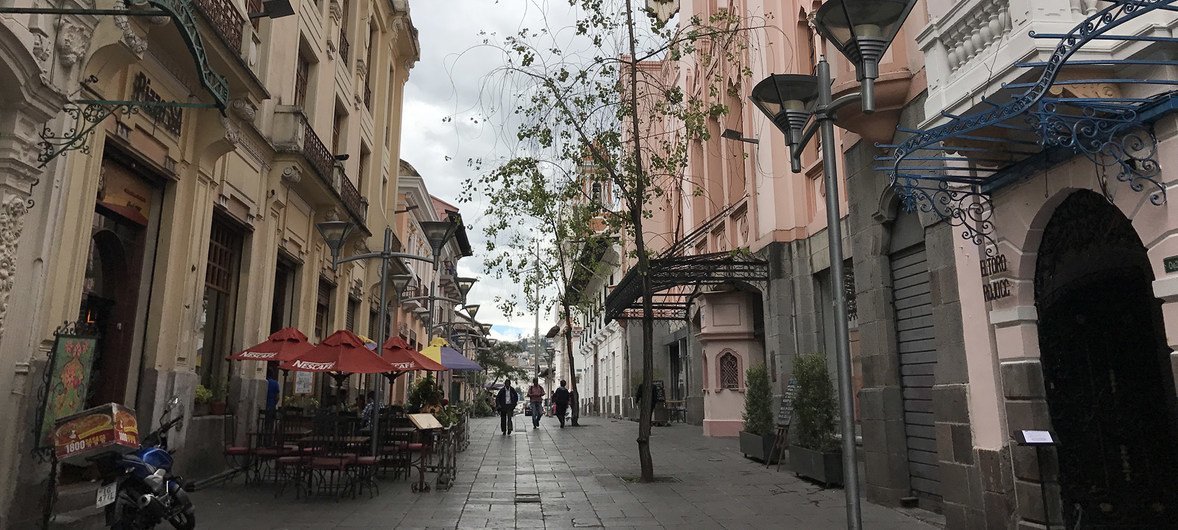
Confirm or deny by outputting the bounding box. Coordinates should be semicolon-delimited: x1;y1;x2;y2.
880;0;1178;250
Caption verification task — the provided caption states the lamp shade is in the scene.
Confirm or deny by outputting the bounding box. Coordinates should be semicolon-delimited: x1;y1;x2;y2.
463;304;480;320
814;0;916;108
815;0;913;65
456;277;477;299
392;274;413;299
419;220;456;254
480;323;493;336
749;74;819;146
316;220;355;261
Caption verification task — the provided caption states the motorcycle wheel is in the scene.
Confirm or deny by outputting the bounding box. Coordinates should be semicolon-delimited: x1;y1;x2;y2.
168;511;195;530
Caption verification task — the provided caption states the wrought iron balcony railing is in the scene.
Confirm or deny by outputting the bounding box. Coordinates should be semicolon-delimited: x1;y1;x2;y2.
273;109;368;224
297;112;335;184
337;166;368;223
339;29;350;64
192;0;245;54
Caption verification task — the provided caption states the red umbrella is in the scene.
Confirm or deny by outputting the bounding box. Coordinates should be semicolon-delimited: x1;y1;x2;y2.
282;330;397;374
382;336;447;372
226;327;313;362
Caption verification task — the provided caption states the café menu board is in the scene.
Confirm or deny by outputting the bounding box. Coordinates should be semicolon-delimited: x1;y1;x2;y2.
777;377;799;427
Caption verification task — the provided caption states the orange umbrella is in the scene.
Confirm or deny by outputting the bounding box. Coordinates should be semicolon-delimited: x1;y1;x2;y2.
226;327;313;362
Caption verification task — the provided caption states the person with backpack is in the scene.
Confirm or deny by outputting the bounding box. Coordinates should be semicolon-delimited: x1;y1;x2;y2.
496;379;520;435
552;380;571;428
526;378;545;429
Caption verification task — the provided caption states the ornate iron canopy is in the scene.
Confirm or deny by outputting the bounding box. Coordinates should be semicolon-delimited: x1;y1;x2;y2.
604;251;768;321
3;0;233;167
882;0;1178;250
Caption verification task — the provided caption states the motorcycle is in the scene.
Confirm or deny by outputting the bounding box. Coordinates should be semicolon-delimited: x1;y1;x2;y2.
93;396;195;530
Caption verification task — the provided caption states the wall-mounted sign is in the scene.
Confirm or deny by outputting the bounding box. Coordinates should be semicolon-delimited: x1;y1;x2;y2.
294;371;313;394
1164;255;1178;274
980;253;1012;302
980;253;1009;277
983;279;1012;302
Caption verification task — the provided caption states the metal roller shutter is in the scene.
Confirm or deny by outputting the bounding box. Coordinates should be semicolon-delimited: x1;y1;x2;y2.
890;244;941;502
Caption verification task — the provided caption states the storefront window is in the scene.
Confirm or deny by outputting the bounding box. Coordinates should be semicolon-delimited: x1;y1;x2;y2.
198;214;244;388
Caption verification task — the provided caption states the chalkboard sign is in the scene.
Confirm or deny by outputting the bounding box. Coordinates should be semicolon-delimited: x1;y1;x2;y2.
652;380;666;403
777;377;799;427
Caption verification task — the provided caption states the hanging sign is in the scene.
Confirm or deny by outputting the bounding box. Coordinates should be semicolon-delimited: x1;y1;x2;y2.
38;333;99;448
980;253;1012;302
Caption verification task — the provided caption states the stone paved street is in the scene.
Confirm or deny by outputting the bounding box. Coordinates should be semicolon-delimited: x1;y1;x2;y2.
193;416;938;529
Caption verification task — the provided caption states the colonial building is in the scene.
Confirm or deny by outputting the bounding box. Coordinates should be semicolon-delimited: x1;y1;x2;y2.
0;0;421;524
874;0;1178;527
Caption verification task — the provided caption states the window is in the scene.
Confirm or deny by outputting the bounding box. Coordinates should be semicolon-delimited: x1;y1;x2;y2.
719;352;739;390
200;215;244;387
332;108;345;155
346;298;358;331
315;280;333;341
295;53;310;108
591;181;602;204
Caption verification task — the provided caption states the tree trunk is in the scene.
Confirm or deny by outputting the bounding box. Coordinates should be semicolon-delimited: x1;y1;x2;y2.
623;0;655;483
563;297;580;426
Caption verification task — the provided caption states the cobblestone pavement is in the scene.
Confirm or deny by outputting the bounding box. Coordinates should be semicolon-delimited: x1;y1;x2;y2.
192;415;938;529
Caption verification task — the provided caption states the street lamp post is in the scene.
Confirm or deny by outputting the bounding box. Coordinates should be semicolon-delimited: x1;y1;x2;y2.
749;1;915;528
317;221;448;458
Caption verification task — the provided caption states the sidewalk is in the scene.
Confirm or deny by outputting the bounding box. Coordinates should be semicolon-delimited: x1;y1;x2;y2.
192;415;939;529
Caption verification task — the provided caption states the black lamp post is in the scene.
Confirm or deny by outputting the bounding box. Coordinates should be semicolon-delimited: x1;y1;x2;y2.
750;1;915;528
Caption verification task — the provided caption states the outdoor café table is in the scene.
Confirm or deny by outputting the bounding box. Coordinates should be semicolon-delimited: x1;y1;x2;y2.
407;413;443;493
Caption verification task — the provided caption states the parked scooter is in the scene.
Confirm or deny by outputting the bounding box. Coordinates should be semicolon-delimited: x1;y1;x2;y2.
92;396;195;530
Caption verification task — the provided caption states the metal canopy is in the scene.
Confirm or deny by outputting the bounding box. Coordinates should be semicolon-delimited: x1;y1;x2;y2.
3;0;232;167
882;0;1178;250
604;251;768;321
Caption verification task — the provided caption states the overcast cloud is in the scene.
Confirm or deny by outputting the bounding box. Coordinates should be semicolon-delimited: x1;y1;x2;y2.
401;1;583;340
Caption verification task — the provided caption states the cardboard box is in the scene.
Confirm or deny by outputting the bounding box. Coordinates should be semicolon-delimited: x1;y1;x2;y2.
53;403;140;465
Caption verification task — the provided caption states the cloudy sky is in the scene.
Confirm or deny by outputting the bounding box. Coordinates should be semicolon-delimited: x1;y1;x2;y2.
400;1;583;341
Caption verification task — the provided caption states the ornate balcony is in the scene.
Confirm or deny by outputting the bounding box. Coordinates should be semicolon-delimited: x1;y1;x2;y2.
272;107;369;225
193;0;245;54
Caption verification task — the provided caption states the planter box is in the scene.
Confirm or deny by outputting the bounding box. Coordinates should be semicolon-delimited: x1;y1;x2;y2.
789;445;843;487
739;431;778;464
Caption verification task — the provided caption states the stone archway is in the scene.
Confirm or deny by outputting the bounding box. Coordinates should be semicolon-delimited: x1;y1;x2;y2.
1035;190;1178;526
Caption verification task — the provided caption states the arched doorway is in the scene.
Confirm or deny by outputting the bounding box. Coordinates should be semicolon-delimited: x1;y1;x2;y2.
1035;190;1178;526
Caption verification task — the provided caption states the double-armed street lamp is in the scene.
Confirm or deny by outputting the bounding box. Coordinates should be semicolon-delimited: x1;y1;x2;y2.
316;215;467;456
749;1;916;528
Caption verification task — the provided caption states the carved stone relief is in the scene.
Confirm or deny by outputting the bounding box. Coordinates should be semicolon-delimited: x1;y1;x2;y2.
281;165;302;184
0;196;30;342
55;20;92;67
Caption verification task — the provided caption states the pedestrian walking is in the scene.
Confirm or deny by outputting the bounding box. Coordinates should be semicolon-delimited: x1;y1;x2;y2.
496;379;519;435
527;378;545;429
553;380;571;428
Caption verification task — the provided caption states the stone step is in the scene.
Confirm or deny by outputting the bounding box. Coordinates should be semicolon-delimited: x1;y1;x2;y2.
49;481;104;530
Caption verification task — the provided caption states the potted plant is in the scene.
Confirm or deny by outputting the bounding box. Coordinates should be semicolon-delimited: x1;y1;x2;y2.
739;363;777;463
789;353;842;486
209;380;228;416
194;384;212;416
